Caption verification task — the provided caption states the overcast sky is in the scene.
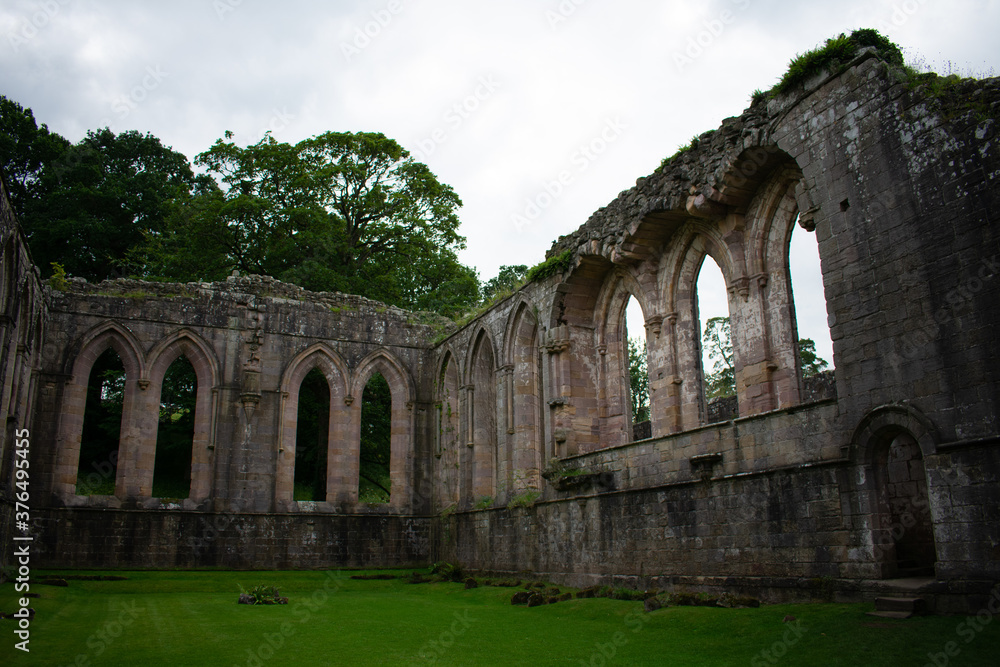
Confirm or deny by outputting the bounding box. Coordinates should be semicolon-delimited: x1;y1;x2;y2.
2;0;998;365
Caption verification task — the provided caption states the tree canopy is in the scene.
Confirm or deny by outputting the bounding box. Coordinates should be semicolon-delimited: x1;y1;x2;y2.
135;130;479;316
702;316;831;399
0;95;70;216
0;97;482;318
627;336;649;424
481;264;528;303
703;316;736;399
26;128;196;281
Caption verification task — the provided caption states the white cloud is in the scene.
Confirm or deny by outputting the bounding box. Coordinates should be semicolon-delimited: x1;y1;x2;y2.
1;0;996;357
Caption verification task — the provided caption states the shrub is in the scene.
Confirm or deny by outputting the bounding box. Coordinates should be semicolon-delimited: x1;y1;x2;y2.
49;262;69;291
238;584;287;605
609;587;647;601
525;250;572;283
507;490;540;510
430;561;464;582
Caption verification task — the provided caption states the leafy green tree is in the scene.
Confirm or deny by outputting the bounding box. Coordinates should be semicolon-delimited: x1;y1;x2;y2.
143;131;478;316
627;336;649;423
0;95;70;216
129;175;231;282
703;316;736;399
21;127;196;281
797;338;830;377
152;356;196;499
702;317;831;398
481;264;528;303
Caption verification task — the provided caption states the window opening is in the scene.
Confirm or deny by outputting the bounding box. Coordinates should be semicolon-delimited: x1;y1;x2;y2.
696;257;736;422
360;372;391;504
294;367;330;502
76;348;124;495
152;355;197;499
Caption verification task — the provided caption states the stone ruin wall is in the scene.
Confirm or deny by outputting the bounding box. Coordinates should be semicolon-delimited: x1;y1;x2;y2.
426;50;1000;609
0;177;46;576
24;276;451;568
1;49;999;609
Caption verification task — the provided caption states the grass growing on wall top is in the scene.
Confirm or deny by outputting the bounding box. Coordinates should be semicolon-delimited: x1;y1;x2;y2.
773;28;904;96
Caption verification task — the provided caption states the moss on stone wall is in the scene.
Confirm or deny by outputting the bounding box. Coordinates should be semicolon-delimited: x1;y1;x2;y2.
527;250;572;282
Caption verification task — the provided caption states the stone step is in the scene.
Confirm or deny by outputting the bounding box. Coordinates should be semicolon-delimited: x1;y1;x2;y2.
867;610;916;620
874;596;926;615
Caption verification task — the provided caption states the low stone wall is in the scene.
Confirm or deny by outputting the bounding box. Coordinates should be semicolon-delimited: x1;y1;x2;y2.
435;462;850;602
32;509;431;570
553;402;842;493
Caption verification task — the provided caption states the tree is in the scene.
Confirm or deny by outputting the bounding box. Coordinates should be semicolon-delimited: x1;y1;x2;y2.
627;336;649;423
152;356;197;499
21;127;196;281
142;131;479;316
703;316;736;399
702;316;831;398
481;264;528;303
0;95;70;217
797;338;830;377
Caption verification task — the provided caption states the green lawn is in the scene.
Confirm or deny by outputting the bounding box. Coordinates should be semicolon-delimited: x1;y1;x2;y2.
1;570;998;666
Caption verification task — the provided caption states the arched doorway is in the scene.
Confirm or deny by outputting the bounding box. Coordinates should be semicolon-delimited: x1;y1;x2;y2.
874;432;937;578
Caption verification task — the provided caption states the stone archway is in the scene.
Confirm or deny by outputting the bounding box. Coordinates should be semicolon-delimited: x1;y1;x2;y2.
873;432;937;577
852;405;940;579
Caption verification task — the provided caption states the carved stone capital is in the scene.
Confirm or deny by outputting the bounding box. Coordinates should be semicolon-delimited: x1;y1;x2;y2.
728;277;750;301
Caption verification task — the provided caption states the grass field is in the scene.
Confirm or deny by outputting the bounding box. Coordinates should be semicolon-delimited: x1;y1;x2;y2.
1;570;998;666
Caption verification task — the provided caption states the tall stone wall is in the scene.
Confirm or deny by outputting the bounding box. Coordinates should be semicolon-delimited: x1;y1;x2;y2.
27;275;450;568
0;176;45;576
429;51;1000;608
1;46;997;608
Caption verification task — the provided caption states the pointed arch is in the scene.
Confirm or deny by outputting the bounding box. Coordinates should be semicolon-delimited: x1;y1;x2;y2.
594;269;651;448
435;346;462;507
54;321;145;500
349;349;415;508
542;254;612;455
275;343;349;509
741;163;810;411
466;328;498;503
502;299;543;493
131;330;222;503
659;224;737;430
850;405;940;578
659;223;735;317
64;321;145;381
712;143;792;213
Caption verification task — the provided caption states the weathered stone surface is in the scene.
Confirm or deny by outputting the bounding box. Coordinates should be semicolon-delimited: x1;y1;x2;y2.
1;48;998;610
